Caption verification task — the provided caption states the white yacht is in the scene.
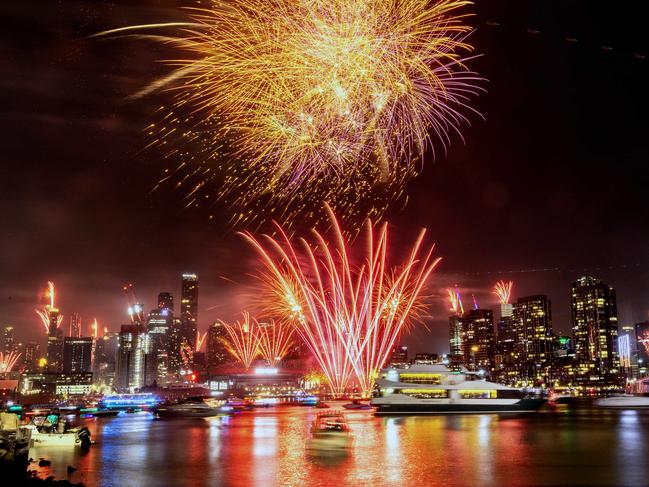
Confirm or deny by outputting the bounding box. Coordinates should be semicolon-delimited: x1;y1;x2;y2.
595;395;649;408
371;364;545;415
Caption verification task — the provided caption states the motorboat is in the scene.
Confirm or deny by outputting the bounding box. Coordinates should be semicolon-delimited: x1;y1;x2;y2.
342;400;372;410
155;397;231;418
595;394;649;408
25;415;91;447
371;364;546;415
306;411;353;452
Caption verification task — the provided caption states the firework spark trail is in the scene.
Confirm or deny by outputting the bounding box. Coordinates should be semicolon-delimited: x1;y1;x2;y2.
35;281;63;334
220;312;262;369
242;206;440;397
0;351;21;374
91;318;99;339
493;280;513;304
96;0;483;228
257;320;295;368
196;330;207;352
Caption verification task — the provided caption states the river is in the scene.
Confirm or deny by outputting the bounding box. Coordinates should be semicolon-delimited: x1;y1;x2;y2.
29;405;649;487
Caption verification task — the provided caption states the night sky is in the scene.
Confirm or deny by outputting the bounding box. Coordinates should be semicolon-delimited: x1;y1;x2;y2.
1;1;648;352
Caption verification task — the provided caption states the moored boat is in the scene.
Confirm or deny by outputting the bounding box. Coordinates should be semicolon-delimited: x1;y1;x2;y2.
24;415;91;447
155;397;231;418
595;394;649;408
371;364;545;415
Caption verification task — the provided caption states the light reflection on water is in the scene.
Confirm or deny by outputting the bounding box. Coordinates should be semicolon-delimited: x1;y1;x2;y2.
29;407;649;487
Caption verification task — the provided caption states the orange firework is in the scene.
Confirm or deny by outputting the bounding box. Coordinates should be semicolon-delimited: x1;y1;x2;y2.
219;312;262;370
0;351;21;374
94;0;483;229
493;280;513;305
195;330;207;352
257;320;295;368
35;281;63;334
242;206;440;397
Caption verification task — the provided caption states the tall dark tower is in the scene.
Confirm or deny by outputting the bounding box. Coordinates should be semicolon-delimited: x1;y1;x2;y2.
180;273;199;349
571;276;619;382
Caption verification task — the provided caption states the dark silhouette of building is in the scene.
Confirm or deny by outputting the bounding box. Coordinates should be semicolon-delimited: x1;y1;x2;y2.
63;337;93;374
206;321;229;368
180;273;199;350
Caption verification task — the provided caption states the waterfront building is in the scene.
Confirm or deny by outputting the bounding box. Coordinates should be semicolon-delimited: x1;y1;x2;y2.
635;321;649;376
147;306;174;385
413;353;438;364
62;337;93;373
115;324;157;392
461;309;495;371
180;273;199;350
206;321;229;368
167;318;185;373
93;332;118;388
448;314;464;367
513;295;553;379
19;372;93;396
571;276;619;383
1;325;15;354
69;312;82;338
389;345;409;367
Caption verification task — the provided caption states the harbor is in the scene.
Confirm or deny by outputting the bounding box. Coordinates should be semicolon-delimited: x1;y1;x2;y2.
21;405;649;487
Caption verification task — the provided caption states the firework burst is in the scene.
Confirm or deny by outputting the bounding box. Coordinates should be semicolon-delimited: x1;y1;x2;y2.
0;351;21;374
35;281;63;334
220;312;262;369
96;0;482;228
257;320;295;368
493;280;513;304
242;206;440;397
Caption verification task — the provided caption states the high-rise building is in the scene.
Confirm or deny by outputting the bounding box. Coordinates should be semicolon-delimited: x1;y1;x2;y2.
158;292;174;312
69;313;82;338
513;295;553;378
167;318;184;373
571;276;619;381
180;273;199;349
115;324;157;392
449;315;463;358
1;325;15;353
22;342;40;371
635;321;649;376
147;306;174;384
93;332;118;388
63;337;93;374
206;321;228;368
461;309;494;371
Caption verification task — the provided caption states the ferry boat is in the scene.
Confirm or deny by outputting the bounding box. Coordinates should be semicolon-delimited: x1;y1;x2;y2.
371;364;545;415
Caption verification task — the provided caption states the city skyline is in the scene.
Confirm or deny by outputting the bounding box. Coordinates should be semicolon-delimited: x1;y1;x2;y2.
1;0;648;352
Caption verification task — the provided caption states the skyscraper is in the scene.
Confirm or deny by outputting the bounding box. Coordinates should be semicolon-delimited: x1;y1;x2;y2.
513;295;553;378
1;325;15;353
206;321;228;368
635;321;649;372
180;273;199;349
22;342;40;371
571;276;619;381
448;314;464;367
115;324;157;392
63;337;93;373
461;309;494;371
93;332;118;387
147;305;174;384
69;312;82;338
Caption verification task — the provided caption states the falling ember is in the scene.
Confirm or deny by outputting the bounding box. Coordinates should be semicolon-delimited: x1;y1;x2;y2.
242;206;441;397
493;280;513;305
94;0;483;229
220;312;262;370
257;320;295;368
0;351;21;374
91;318;99;339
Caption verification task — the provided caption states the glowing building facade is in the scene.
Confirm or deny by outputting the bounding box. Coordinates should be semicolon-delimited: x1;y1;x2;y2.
62;337;93;374
571;276;619;382
116;324;157;392
512;295;553;378
180;273;199;350
461;309;495;371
